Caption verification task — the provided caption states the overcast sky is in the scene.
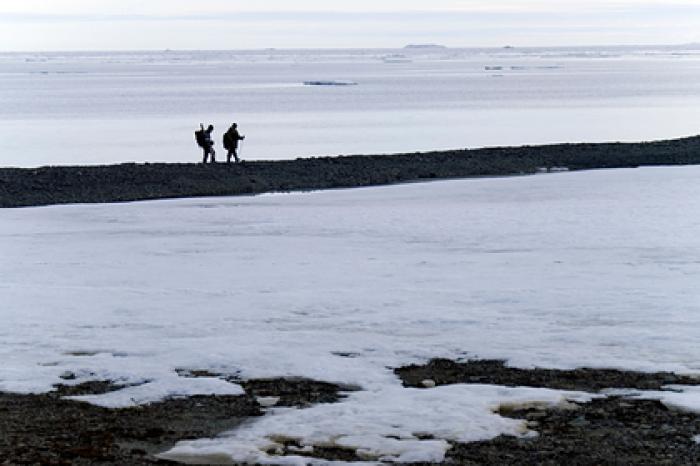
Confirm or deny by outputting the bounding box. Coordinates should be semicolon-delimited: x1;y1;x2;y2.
1;0;698;51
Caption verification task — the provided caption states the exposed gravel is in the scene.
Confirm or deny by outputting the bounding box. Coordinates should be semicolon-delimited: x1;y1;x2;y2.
0;378;343;465
393;359;700;466
3;361;699;464
395;358;700;392
286;360;700;465
441;396;700;465
0;389;256;465
2;135;700;208
294;396;700;465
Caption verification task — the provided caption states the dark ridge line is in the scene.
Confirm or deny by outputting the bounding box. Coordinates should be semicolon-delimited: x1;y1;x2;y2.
2;135;700;208
395;359;700;392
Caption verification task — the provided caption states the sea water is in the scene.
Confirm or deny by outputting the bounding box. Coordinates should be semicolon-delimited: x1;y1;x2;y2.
1;45;700;167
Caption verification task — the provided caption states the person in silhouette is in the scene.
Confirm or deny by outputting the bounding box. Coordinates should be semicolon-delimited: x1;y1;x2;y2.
195;124;216;163
223;123;245;163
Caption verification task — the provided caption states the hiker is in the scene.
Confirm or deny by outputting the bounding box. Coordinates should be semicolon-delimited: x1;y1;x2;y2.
195;124;216;163
223;123;245;163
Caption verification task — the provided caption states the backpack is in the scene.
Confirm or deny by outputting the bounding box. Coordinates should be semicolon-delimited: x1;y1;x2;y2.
195;129;206;148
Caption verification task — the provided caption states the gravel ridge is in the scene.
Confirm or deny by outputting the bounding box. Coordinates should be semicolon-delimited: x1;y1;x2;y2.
2;135;700;208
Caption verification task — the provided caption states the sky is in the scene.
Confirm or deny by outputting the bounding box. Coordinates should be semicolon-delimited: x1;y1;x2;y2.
1;0;698;51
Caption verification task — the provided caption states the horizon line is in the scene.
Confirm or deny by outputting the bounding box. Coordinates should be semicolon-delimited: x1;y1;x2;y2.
1;42;699;54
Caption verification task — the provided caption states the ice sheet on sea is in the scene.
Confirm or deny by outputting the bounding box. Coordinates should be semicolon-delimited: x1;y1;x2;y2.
2;166;700;463
159;384;594;464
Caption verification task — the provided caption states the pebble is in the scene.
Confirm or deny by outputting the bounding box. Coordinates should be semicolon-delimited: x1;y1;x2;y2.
569;416;590;427
420;379;436;388
256;396;281;408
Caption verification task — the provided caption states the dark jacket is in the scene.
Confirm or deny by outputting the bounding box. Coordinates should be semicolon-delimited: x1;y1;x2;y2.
223;128;243;150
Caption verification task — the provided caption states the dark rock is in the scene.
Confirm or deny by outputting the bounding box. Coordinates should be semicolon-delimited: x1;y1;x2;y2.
0;375;348;464
395;358;700;392
2;135;700;208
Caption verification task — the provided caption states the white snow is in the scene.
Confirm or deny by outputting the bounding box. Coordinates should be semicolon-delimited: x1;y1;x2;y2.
611;384;700;415
68;377;245;408
256;396;281;408
159;385;594;465
2;166;700;463
650;386;700;414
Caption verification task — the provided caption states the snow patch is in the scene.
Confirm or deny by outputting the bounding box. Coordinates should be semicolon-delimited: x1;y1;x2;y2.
68;377;244;408
625;385;700;415
256;396;281;408
160;385;594;464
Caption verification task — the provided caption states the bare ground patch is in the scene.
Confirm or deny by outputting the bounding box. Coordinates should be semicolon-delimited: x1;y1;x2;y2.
2;361;700;464
394;358;700;392
0;377;347;465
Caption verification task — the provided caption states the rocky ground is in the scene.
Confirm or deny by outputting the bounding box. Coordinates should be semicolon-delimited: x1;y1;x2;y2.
2;135;700;208
396;360;700;465
0;378;345;465
2;360;699;465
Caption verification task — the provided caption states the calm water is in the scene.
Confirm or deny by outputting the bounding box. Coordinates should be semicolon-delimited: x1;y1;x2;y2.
1;46;700;167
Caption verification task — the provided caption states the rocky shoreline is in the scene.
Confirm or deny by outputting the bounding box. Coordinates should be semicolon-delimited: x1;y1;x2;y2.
2;135;700;208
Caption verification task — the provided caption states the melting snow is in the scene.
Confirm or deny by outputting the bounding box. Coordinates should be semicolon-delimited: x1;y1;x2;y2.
2;166;700;463
159;385;594;464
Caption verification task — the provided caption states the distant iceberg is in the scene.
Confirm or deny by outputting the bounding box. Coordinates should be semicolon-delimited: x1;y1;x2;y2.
303;80;358;86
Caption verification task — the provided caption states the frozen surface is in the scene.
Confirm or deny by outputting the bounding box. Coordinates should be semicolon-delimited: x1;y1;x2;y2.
614;385;700;415
649;386;700;414
160;385;594;465
2;166;700;462
1;46;700;167
68;377;245;409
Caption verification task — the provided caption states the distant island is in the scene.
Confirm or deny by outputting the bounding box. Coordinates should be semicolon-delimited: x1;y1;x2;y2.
403;44;447;49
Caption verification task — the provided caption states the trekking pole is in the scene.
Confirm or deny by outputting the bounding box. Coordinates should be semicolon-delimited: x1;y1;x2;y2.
238;139;244;162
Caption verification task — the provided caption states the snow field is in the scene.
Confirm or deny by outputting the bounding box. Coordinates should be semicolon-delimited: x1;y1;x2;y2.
2;166;700;463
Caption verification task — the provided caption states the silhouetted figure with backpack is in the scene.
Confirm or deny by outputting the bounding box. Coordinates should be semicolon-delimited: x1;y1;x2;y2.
195;124;216;163
223;123;245;163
